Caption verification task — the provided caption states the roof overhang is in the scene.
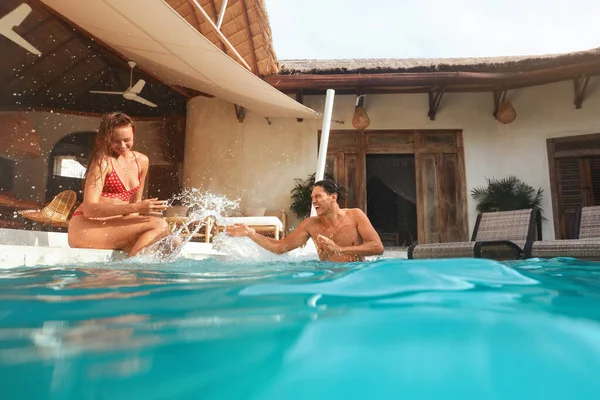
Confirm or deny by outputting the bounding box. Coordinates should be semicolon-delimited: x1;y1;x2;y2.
267;58;600;95
39;0;321;120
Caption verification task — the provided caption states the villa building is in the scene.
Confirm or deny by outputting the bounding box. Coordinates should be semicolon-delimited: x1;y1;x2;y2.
2;0;600;246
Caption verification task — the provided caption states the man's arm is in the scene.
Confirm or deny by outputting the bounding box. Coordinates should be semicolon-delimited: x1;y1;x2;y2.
317;209;384;257
225;218;313;255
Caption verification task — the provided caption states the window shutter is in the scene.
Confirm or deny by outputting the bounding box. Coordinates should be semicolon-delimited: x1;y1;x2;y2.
587;156;600;206
556;158;585;238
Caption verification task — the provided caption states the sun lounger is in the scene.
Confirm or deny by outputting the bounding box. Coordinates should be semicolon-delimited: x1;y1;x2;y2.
215;215;285;239
531;206;600;260
408;209;541;260
165;207;287;242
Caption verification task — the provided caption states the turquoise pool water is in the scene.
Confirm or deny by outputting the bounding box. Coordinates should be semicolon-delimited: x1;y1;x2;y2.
1;256;600;399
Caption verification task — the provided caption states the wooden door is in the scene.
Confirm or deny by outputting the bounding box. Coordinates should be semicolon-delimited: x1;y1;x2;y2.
415;132;468;244
548;134;600;239
555;155;600;238
325;151;362;209
324;130;468;244
323;131;365;210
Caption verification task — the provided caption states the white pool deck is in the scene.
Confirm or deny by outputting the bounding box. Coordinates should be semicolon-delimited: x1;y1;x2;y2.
0;229;407;268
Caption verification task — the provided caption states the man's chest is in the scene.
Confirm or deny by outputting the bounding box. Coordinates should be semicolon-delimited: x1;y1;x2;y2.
310;220;359;244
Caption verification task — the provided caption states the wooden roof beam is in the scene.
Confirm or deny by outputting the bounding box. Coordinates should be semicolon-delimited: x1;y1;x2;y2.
7;35;80;86
239;0;259;75
29;53;101;97
205;0;227;53
428;87;445;120
574;75;590;109
190;0;252;71
234;104;245;123
493;89;508;117
296;89;304;122
216;0;228;29
31;0;196;100
265;60;600;91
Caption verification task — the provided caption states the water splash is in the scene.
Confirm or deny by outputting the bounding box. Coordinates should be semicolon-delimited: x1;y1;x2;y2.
132;189;318;263
211;235;319;262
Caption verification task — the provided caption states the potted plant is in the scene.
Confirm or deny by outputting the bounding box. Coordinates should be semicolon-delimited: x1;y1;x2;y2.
471;176;544;218
290;172;334;220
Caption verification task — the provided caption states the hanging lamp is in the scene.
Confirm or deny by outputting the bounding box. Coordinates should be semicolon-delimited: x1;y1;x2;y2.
352;94;370;130
0;113;41;159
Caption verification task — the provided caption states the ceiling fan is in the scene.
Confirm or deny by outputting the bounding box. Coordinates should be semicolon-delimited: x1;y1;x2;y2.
0;4;41;55
90;61;157;108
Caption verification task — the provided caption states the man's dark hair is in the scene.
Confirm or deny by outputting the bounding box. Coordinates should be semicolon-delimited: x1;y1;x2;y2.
314;179;344;204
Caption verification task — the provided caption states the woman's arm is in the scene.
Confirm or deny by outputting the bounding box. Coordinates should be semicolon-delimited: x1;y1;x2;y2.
130;151;149;205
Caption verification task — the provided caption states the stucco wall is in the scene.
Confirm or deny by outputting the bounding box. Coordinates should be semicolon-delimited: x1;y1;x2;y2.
183;79;600;239
183;97;320;227
4;112;166;203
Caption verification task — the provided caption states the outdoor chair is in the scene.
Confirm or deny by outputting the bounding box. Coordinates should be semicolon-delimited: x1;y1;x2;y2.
214;209;287;240
18;190;77;229
166;216;216;244
408;209;541;260
531;205;600;260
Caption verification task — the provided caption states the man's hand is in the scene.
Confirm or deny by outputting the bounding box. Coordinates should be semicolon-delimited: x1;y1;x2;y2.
225;223;255;237
316;234;342;255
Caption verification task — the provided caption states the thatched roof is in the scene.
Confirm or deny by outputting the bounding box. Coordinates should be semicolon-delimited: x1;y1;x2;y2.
166;0;279;77
279;47;600;75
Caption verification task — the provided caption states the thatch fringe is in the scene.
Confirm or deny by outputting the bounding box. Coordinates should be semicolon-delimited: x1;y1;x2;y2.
279;47;600;75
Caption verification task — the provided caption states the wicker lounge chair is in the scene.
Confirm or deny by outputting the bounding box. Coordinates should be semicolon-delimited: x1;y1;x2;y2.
531;206;600;260
164;206;216;243
166;216;215;243
408;209;541;260
17;190;77;229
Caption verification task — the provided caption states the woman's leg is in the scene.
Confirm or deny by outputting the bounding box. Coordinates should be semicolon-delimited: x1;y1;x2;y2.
68;215;170;256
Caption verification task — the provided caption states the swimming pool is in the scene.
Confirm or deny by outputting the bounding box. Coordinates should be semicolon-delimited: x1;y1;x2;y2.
1;256;600;399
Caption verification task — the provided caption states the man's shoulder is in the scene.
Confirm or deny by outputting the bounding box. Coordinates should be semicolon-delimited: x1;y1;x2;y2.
345;208;367;217
303;216;320;225
297;215;318;227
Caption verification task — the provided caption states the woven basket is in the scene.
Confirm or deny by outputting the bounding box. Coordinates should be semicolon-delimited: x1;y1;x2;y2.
496;100;516;124
352;106;370;130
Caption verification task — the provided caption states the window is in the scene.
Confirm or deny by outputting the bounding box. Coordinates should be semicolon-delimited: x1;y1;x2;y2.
53;156;86;179
0;157;15;192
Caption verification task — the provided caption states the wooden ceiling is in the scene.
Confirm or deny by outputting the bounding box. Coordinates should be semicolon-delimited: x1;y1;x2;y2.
0;0;191;117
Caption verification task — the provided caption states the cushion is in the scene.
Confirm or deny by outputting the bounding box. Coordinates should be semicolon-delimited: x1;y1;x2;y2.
217;216;283;229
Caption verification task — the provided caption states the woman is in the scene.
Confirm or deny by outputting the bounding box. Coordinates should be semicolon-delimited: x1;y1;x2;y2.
68;112;170;256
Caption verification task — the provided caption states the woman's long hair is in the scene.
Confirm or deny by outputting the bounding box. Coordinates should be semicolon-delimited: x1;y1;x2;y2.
83;112;136;189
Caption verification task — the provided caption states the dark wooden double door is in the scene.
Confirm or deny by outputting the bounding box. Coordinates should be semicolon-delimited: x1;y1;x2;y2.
323;130;469;244
550;135;600;239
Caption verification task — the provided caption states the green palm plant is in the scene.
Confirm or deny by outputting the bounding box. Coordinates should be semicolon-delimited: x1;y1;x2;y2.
290;172;334;219
471;176;544;218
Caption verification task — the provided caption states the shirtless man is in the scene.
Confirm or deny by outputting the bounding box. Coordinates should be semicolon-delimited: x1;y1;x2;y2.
225;179;384;262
